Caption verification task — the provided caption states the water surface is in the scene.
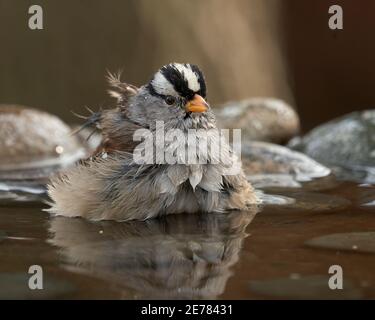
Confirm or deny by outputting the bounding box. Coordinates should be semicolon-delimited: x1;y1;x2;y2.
0;181;375;299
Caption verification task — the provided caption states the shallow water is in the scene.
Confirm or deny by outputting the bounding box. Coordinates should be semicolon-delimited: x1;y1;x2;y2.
0;180;375;299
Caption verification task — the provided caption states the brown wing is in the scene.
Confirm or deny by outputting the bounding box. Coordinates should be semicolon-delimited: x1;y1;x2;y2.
106;70;139;104
76;72;143;157
93;108;145;155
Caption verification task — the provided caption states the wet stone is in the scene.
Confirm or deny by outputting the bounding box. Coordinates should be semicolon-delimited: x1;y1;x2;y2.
256;192;296;206
0;104;85;180
0;181;45;194
289;110;375;183
0;273;76;299
249;275;363;299
249;174;303;189
216;98;300;144
362;200;375;207
241;141;331;189
0;191;46;203
305;232;375;254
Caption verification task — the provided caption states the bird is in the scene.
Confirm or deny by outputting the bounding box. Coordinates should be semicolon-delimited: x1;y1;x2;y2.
47;63;260;221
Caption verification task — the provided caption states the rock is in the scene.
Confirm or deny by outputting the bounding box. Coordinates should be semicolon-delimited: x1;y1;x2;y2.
241;141;331;188
216;98;300;144
289;110;375;183
0;105;86;180
362;200;375;207
249;275;363;299
0;190;44;203
0;181;45;194
256;192;296;205
306;232;375;254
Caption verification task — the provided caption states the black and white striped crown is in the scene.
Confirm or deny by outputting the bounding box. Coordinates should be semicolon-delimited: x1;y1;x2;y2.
148;63;206;100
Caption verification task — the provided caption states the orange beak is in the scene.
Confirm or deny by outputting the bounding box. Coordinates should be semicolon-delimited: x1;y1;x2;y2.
185;94;208;113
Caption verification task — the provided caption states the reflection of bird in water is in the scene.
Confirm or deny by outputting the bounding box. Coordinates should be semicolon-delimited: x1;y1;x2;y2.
48;63;259;221
48;208;258;299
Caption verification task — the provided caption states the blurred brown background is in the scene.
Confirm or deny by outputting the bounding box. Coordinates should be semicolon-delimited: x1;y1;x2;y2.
0;0;374;132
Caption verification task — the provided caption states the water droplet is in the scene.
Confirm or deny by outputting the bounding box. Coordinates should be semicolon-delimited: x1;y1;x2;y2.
55;145;64;154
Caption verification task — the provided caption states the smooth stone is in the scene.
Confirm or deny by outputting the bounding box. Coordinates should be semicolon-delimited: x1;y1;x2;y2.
249;275;363;299
305;232;375;254
0;190;46;203
241;141;331;188
0;273;76;299
0;182;45;194
0;179;48;202
362;200;375;207
256;191;296;205
216;98;300;144
249;174;302;188
289;110;375;183
0;105;85;179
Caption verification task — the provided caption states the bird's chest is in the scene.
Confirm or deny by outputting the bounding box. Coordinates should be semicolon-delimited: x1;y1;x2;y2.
160;130;232;193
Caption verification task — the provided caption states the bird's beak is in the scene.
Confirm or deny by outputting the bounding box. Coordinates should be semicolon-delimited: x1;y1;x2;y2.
185;94;208;113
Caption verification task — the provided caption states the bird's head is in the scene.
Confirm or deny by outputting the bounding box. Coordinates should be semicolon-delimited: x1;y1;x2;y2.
127;63;216;130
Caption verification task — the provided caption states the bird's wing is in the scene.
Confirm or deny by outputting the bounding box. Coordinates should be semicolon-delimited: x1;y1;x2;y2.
94;108;146;155
73;73;144;157
106;70;139;104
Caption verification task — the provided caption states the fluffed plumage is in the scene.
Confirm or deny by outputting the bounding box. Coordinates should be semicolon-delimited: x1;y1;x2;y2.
48;63;260;221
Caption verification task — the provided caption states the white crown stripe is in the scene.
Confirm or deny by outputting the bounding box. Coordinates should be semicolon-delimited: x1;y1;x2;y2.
151;63;201;97
151;71;179;97
173;63;201;92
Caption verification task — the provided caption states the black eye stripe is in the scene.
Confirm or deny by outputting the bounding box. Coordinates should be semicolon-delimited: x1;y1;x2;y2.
147;83;166;99
147;84;181;102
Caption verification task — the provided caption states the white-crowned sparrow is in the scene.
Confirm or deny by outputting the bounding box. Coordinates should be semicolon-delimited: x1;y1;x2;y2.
48;63;260;221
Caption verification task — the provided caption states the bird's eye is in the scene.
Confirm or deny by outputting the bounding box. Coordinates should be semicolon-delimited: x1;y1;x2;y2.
165;95;176;105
